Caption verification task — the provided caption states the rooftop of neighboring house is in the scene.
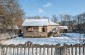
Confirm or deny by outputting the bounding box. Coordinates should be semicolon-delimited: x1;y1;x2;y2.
56;26;68;29
22;19;59;26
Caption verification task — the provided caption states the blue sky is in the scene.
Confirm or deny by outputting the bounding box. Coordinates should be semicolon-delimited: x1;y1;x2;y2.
19;0;85;17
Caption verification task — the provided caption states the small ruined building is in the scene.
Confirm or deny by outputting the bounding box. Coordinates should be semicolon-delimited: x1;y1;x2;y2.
50;26;68;37
56;26;68;33
22;19;59;37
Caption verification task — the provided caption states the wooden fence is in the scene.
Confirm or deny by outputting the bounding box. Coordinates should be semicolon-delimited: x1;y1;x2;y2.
0;42;85;55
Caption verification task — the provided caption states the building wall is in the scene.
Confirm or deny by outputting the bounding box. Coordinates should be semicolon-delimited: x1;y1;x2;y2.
23;26;47;37
38;26;42;32
23;25;58;37
47;26;51;32
47;25;57;33
24;32;48;37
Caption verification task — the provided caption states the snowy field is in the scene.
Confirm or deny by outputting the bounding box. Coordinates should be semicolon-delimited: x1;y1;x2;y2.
1;33;84;45
0;33;85;55
65;33;85;38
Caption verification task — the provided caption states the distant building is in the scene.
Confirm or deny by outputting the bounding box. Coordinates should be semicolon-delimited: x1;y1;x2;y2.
56;26;68;33
60;21;75;32
22;19;59;37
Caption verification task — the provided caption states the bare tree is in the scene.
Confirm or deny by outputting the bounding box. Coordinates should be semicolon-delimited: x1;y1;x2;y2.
60;14;71;31
51;15;58;23
0;0;24;29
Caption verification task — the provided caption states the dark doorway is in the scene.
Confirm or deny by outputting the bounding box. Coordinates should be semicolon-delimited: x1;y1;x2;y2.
42;26;46;32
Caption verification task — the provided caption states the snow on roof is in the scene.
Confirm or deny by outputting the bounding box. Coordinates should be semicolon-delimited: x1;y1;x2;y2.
22;19;59;26
56;26;68;29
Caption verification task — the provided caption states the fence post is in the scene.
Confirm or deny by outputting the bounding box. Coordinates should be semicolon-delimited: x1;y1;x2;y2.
24;47;26;55
13;46;15;55
28;47;30;55
79;44;81;55
60;47;61;55
20;44;22;55
55;47;61;55
40;47;41;55
71;45;73;55
19;44;23;55
25;41;33;55
8;44;14;55
9;47;12;55
1;46;4;55
51;46;53;55
60;46;65;55
47;47;49;55
36;47;37;55
43;45;46;55
32;47;33;55
53;44;60;55
75;45;77;55
63;44;67;55
17;47;19;55
65;45;67;55
5;47;8;55
83;44;85;55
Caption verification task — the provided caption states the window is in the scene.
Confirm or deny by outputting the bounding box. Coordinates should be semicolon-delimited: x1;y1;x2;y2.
42;26;46;32
27;26;39;32
33;27;39;32
27;27;33;32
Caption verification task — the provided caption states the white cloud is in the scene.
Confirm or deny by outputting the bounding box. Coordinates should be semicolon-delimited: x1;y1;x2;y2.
38;8;44;13
43;2;52;8
38;2;52;13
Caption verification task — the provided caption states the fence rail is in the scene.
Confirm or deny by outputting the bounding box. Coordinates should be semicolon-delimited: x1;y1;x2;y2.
0;42;85;55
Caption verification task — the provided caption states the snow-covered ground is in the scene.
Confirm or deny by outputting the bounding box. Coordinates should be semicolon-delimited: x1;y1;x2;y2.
1;33;84;45
0;37;80;45
65;33;85;38
0;33;85;55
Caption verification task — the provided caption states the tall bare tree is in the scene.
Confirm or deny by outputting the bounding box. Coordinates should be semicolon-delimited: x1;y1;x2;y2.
52;15;58;23
0;0;24;29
